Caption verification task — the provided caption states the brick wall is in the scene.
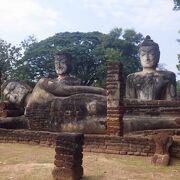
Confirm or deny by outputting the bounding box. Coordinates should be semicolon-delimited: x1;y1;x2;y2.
25;103;51;131
0;128;179;158
124;99;180;116
84;134;155;156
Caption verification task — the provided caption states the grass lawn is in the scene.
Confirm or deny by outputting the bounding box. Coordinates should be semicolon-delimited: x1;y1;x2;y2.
0;143;179;180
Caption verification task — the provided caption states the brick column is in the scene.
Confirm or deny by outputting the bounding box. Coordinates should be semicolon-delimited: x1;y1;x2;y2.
52;133;84;180
151;133;173;166
106;61;124;136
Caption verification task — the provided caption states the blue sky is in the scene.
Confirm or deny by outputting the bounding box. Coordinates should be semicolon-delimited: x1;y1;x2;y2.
0;0;179;79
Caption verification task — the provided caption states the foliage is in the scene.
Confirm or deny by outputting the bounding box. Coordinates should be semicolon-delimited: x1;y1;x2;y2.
173;0;180;10
177;81;180;96
176;30;180;74
0;39;21;82
157;63;167;71
0;35;37;87
10;36;37;86
0;30;143;87
12;32;103;86
94;29;143;87
14;29;143;87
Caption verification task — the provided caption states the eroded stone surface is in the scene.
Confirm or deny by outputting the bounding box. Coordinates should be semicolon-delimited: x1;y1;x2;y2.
126;36;176;100
52;133;84;180
1;80;32;106
1;53;107;133
126;71;176;100
151;133;173;166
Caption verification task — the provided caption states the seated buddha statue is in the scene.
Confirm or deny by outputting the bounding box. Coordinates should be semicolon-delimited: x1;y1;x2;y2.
126;35;176;100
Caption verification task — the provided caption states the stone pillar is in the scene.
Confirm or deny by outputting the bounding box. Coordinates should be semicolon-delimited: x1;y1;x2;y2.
151;133;173;166
106;61;124;136
52;133;84;180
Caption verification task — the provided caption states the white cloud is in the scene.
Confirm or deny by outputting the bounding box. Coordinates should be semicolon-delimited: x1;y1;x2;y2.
82;0;180;79
0;0;62;42
82;0;179;31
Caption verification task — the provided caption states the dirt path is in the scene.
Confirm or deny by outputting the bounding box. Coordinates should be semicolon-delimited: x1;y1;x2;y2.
0;163;53;180
83;153;180;180
0;143;179;180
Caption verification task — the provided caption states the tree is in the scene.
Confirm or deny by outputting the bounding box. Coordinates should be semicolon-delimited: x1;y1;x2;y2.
173;0;180;10
10;35;38;86
95;28;143;87
15;30;143;87
176;31;180;72
0;35;37;88
14;32;104;86
176;30;180;67
0;39;21;82
176;31;180;97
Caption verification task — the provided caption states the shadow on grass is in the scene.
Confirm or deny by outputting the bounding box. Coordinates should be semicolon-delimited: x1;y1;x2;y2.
82;175;103;180
169;158;180;168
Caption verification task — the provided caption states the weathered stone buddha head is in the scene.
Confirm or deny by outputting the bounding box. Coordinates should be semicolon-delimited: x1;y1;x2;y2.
1;80;32;106
54;53;72;76
139;35;160;69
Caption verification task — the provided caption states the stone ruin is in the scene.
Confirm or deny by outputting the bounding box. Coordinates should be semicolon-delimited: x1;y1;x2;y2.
0;101;26;129
0;36;179;177
151;133;173;166
0;36;179;136
1;42;179;134
52;133;84;180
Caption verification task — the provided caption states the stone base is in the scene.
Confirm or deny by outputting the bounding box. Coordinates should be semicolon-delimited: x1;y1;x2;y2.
0;116;27;129
124;115;180;133
151;154;170;166
52;166;83;180
52;133;84;180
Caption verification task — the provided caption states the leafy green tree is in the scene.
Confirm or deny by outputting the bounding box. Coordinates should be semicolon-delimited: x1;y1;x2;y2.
14;32;104;86
0;35;37;88
177;81;180;96
176;30;180;72
173;0;180;10
173;1;180;94
10;35;38;86
176;31;180;97
94;28;143;87
0;39;21;82
15;30;143;87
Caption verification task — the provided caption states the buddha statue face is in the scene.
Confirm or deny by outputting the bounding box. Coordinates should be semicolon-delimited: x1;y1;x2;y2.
139;35;160;70
139;46;158;69
54;54;71;76
2;81;31;105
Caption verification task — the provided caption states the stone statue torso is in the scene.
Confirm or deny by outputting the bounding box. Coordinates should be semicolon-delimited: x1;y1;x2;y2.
55;76;81;86
126;71;176;100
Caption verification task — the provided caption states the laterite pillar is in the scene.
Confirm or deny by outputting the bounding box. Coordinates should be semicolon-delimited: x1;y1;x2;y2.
52;133;84;180
106;61;124;136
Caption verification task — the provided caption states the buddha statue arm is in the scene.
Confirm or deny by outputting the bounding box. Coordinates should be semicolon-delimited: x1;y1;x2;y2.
52;85;106;96
164;73;177;100
36;78;106;97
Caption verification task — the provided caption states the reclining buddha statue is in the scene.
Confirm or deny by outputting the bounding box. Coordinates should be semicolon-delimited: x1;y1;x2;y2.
1;52;107;133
